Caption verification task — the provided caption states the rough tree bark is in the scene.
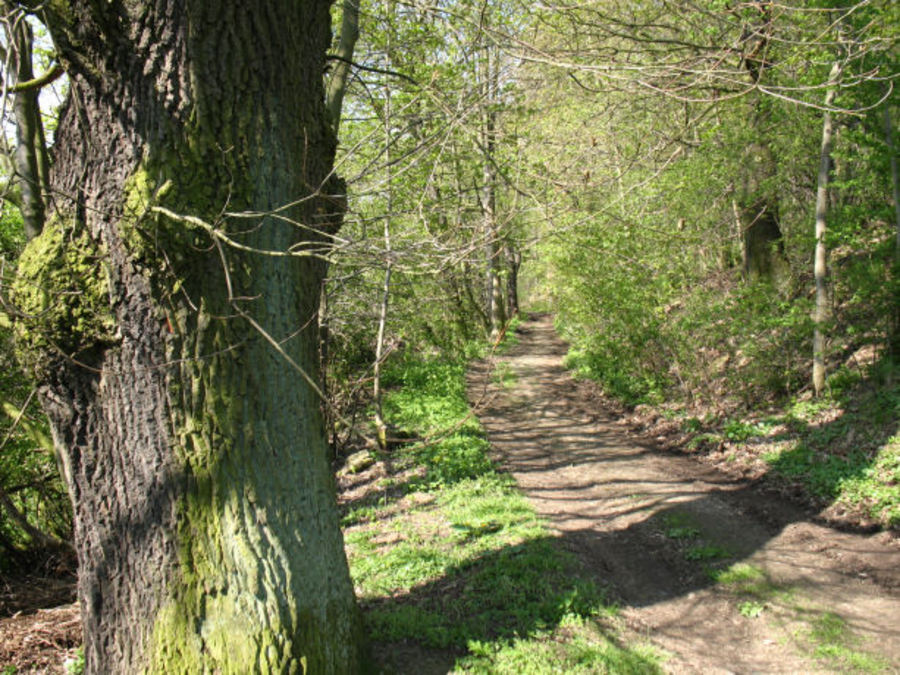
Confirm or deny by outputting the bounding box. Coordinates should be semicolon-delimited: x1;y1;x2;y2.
739;188;788;284
12;1;363;672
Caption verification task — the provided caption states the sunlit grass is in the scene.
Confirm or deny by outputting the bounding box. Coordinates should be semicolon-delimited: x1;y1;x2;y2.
344;351;660;671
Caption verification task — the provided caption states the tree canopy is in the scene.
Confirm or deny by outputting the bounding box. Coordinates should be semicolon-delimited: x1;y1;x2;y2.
0;0;897;671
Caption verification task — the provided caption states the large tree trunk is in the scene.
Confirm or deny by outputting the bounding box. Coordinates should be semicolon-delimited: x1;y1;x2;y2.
737;8;788;286
12;2;362;672
740;196;787;283
737;140;788;285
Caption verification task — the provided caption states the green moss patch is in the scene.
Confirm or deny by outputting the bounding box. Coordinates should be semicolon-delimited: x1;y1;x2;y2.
12;218;116;373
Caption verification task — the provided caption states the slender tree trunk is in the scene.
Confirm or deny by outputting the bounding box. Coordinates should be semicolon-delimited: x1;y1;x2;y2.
0;481;62;550
13;2;362;672
325;0;360;135
483;139;504;335
373;244;392;451
5;10;45;239
373;65;393;452
884;96;900;353
730;197;743;270
479;44;505;337
813;60;842;397
462;261;490;329
504;242;520;318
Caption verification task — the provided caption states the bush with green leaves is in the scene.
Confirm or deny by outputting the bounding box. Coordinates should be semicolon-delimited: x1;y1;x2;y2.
0;204;72;568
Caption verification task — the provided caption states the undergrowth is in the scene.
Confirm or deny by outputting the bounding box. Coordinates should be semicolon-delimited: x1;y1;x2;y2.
763;365;900;527
342;348;661;672
561;276;899;529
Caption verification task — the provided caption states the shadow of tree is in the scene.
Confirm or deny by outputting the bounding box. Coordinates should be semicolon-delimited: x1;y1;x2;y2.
760;362;899;527
356;318;900;671
361;476;900;672
361;530;655;673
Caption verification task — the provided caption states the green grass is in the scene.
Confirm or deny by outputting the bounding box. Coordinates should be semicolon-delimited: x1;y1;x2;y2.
763;414;899;528
492;361;518;389
345;353;660;672
806;612;889;672
665;526;699;540
660;513;700;541
657;512;730;562
709;562;793;616
456;616;660;673
711;563;887;670
738;600;765;618
710;563;767;590
706;364;900;528
683;544;730;561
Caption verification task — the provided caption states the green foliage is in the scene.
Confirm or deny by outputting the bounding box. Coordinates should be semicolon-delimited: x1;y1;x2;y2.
64;647;85;675
0;208;71;568
738;601;765;618
529;0;898;413
345;351;653;670
723;419;777;442
807;613;889;672
761;368;899;526
0;203;25;259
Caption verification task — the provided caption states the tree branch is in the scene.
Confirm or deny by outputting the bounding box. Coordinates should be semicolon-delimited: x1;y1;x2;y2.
326;53;419;86
6;62;63;93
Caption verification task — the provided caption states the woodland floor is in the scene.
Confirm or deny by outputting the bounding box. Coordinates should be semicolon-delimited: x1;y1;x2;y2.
3;315;900;672
466;315;900;673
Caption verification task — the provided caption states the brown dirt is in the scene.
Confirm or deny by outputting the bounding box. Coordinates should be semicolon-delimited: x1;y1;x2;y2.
0;571;79;674
4;314;899;673
472;315;900;673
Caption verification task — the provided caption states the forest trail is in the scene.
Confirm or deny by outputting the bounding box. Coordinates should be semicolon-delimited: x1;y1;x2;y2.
471;315;900;673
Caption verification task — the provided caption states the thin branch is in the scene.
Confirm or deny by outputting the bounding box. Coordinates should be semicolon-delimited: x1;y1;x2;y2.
5;62;63;93
326;53;419;86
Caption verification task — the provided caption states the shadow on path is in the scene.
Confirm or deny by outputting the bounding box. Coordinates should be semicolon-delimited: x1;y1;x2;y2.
460;314;900;672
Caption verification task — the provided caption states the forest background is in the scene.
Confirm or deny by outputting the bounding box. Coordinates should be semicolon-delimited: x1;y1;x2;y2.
0;0;897;670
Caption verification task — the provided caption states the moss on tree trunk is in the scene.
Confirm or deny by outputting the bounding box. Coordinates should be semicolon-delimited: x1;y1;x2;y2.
13;1;363;672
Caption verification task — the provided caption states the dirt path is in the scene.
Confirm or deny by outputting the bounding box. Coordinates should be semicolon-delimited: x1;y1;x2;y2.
473;316;900;673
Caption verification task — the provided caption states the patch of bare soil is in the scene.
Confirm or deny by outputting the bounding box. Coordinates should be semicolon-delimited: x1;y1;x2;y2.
0;570;78;674
471;315;900;673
